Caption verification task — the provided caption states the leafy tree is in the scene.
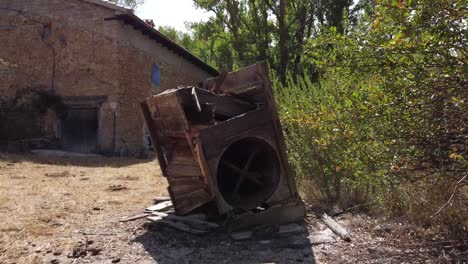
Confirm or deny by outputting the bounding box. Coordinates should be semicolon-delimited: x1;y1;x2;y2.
108;0;144;9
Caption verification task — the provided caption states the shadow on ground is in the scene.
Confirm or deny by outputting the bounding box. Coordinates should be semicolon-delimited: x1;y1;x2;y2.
134;221;316;264
0;151;154;168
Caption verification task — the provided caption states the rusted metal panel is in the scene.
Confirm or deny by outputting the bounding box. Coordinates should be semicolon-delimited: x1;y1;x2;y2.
142;62;304;226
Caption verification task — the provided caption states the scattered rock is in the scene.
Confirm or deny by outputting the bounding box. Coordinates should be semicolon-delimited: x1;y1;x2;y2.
88;247;102;256
80;177;90;181
374;223;392;236
50;259;60;264
70;242;87;258
35;248;42;253
92;207;103;211
53;249;62;256
107;185;128;191
231;231;253;241
111;257;121;263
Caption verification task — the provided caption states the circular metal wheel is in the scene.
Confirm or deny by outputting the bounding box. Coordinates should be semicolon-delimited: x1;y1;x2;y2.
217;138;280;210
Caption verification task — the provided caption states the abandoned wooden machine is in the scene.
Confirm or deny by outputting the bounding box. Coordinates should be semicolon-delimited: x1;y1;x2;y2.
141;62;305;229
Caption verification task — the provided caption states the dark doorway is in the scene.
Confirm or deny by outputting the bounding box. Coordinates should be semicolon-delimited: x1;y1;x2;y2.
61;107;98;153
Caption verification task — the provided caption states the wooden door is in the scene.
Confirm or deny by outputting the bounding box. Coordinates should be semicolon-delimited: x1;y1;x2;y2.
61;108;98;153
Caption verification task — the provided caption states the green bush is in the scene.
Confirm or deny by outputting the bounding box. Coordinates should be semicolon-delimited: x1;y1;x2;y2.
274;0;467;227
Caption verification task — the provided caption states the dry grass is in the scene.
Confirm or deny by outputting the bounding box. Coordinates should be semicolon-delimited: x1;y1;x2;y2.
0;153;166;263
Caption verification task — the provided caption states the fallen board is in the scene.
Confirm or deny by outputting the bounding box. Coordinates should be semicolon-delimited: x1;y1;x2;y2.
119;213;149;222
151;211;219;229
145;201;173;212
322;213;351;242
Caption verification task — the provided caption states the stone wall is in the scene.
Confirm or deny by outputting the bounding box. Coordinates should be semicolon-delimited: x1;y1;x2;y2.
0;0;215;156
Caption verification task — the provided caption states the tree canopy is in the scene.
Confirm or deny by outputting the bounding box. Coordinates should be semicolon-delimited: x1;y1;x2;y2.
108;0;144;9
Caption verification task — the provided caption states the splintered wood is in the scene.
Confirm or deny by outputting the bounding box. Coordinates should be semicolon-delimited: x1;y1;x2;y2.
120;200;217;235
141;62;306;229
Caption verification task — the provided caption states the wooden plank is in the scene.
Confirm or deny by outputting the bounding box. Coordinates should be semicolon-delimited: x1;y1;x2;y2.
147;217;207;235
153;196;171;203
229;201;306;231
153;92;189;134
202;64;264;100
193;142;212;186
177;88;256;118
169;183;206;196
322;213;351;242
145;201;173;212
151;212;219;229
167;177;205;186
166;164;202;177
198;107;272;158
171;189;212;215
140;101;167;172
119;213;149;222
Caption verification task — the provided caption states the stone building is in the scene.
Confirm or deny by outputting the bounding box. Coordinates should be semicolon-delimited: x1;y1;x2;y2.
0;0;218;156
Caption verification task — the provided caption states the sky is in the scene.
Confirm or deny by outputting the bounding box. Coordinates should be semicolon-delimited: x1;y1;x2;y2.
135;0;213;32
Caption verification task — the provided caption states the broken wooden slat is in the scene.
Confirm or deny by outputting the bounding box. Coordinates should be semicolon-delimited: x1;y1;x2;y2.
141;102;167;172
169;188;212;215
166;164;202;177
145;201;173;212
322;213;351;242
151;211;219;229
229;202;306;231
153;196;171;203
119;213;150;222
177;87;255;118
169;183;206;196
147;217;207;235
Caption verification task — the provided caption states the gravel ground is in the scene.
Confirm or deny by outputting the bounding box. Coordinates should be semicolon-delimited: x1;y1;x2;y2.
0;153;465;264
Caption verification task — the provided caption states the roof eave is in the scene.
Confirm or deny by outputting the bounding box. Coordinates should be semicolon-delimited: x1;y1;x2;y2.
106;13;219;76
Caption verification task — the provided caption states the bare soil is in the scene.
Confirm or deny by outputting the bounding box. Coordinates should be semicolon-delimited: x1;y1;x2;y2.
0;153;465;264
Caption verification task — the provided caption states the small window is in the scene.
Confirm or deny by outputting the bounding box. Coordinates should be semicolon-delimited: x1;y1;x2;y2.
151;64;161;86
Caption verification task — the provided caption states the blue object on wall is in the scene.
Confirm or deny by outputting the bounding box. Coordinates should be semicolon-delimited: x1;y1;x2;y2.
152;64;161;86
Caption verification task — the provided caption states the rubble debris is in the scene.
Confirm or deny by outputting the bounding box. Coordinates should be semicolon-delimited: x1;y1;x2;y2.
322;213;351;242
145;201;172;212
141;62;305;228
150;211;219;229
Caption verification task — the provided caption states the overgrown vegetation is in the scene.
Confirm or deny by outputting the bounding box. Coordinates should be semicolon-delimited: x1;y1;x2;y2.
163;0;467;231
281;1;466;233
0;88;65;141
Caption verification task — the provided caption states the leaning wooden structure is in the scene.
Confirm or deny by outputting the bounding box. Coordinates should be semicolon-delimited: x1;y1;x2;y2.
141;62;305;229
